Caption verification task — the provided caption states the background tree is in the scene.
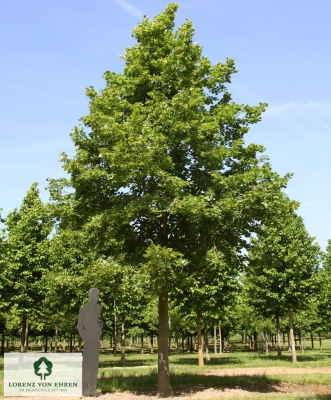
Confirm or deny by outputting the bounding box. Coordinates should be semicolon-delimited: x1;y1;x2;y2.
246;210;322;362
0;183;53;352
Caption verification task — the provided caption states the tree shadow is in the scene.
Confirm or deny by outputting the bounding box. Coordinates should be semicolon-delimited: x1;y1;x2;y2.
99;359;157;368
169;356;244;366
98;370;284;394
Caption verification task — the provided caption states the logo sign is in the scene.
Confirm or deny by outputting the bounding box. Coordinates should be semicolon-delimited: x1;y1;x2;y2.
4;353;82;396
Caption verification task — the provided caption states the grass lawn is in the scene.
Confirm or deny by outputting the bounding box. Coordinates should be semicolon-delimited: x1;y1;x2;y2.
1;339;331;399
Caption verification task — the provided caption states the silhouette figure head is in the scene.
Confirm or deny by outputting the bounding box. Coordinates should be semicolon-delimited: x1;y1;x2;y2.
88;288;99;304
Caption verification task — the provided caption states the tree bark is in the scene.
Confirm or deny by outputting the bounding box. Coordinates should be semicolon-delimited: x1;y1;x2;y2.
300;325;304;354
121;313;125;365
151;335;154;354
204;323;210;362
113;300;117;355
157;291;172;397
276;314;282;358
197;310;204;366
218;320;222;353
141;334;144;354
1;332;5;356
214;326;217;354
288;307;297;363
20;315;28;353
311;332;314;350
265;331;269;355
54;322;58;353
253;331;258;351
319;331;323;351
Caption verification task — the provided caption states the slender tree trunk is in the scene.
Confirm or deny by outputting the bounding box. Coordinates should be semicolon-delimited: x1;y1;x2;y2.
319;331;323;351
253;331;258;351
1;332;5;356
121;313;125;365
214;326;217;354
54;320;58;353
70;333;72;353
197;310;204;366
45;334;48;353
175;329;178;353
311;332;314;350
218;320;222;353
276;314;282;358
265;331;269;355
288;307;297;363
141;334;144;354
157;291;172;397
113;300;117;355
300;325;304;354
20;316;28;353
151;335;154;354
204;322;210;362
168;316;171;353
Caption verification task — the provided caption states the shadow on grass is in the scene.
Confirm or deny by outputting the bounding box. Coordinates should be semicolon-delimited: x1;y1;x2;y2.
99;359;157;368
169;356;244;366
98;370;283;395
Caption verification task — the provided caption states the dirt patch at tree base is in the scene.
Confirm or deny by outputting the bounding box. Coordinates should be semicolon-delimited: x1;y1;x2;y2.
5;384;331;400
4;366;331;399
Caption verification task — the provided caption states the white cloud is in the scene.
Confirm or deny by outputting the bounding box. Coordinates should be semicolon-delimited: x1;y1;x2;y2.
111;0;144;19
265;102;331;116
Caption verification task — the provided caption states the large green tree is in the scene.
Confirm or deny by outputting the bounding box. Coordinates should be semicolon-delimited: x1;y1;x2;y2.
0;183;53;352
53;4;291;395
246;211;322;362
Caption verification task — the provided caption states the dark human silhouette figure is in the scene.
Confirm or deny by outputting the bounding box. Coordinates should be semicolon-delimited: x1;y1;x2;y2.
77;288;103;397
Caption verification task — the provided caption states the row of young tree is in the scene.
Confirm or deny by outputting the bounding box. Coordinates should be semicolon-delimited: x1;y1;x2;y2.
0;4;330;397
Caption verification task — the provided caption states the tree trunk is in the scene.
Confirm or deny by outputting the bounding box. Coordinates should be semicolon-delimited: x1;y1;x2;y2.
311;332;314;350
214;326;217;354
218;320;222;353
121;313;125;365
70;333;72;353
113;300;117;355
157;291;172;397
168;316;171;353
1;332;5;356
197;310;204;366
20;315;28;353
276;314;282;357
319;332;323;351
300;325;304;354
204;322;210;362
265;331;269;355
253;331;258;351
45;334;48;353
151;335;154;354
141;334;144;354
54;322;58;353
288;307;297;363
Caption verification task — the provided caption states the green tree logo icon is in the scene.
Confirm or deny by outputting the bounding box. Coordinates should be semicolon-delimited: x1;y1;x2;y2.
34;357;53;380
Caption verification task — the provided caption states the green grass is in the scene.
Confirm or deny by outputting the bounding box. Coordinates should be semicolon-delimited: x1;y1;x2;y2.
1;341;331;398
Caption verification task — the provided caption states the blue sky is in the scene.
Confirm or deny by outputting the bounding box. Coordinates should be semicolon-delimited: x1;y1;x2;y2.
1;0;330;250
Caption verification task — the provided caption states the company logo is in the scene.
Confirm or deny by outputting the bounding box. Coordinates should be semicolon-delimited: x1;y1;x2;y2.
33;357;53;380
